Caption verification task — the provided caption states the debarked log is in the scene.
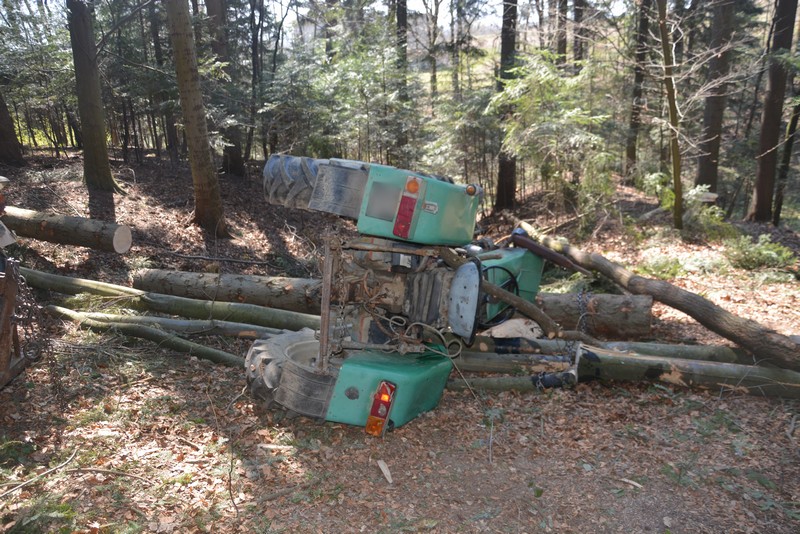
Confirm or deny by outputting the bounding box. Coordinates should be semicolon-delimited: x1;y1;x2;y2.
3;206;132;253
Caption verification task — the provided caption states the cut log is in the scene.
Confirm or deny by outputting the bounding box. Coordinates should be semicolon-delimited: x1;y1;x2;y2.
513;221;800;372
3;206;132;253
576;345;800;399
536;293;651;338
20;267;321;332
463;335;763;366
133;269;322;313
132;269;653;339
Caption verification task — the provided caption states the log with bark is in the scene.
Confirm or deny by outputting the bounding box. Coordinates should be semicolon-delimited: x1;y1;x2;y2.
133;269;322;314
3;206;133;253
132;269;652;337
513;221;800;372
463;335;764;366
22;267;321;332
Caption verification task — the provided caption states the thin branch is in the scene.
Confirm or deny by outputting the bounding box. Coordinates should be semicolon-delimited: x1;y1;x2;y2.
96;0;155;54
0;449;79;501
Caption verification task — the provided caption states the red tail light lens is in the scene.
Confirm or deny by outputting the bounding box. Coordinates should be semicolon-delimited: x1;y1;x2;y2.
365;381;396;436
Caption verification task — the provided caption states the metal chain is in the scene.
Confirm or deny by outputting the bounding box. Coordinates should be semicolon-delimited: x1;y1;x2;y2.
10;260;65;410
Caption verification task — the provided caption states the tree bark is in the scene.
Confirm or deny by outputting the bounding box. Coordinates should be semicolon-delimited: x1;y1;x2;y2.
133;269;323;313
656;0;683;229
132;268;650;338
516;221;800;372
555;0;567;64
66;0;119;193
165;0;228;236
625;0;651;176
50;309;281;339
20;268;321;331
773;100;800;225
2;206;132;253
695;0;734;192
494;0;518;212
0;90;25;166
747;0;798;222
576;345;800;399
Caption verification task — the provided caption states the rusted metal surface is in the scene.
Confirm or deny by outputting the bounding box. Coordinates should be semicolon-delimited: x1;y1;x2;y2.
0;258;23;389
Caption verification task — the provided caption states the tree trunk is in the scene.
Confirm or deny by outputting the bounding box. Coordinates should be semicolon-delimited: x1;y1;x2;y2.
535;293;652;338
2;206;132;253
516;220;800;372
66;0;119;193
656;0;683;229
464;334;768;366
0;90;25;166
494;0;517;212
747;0;798;222
573;0;587;69
132;269;649;338
133;269;323;313
20;267;321;331
625;0;651;176
576;345;800;399
555;0;567;64
773;100;800;225
165;0;228;236
695;0;734;192
148;1;179;164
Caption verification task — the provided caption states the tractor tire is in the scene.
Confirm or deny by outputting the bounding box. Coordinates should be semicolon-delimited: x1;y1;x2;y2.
244;328;338;419
263;155;326;209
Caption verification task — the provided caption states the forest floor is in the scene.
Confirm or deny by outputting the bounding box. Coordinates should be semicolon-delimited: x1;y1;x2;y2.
0;153;799;533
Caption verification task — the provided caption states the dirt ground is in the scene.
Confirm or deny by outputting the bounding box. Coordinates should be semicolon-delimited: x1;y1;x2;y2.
0;154;798;533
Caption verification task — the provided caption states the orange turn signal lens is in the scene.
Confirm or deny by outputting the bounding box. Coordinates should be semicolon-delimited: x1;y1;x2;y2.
406;178;420;195
465;184;478;196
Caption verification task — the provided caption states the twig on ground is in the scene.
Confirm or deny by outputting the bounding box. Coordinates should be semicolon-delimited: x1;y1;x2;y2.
65;468;151;484
262;482;313;502
0;449;79;501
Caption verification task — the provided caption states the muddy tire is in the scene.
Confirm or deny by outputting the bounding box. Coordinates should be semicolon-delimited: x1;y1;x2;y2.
263;155;326;209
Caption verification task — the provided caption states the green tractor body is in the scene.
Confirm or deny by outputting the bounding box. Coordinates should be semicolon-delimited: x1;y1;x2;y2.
247;155;546;433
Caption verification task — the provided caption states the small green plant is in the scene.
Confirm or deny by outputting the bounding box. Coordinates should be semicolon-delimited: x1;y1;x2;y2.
636;256;686;280
723;234;796;270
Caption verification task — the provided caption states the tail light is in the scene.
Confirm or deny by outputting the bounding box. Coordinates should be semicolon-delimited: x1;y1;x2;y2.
392;176;421;239
365;380;396;436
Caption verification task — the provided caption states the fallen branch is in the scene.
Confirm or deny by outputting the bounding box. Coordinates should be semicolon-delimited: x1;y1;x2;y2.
21;268;321;332
46;305;244;367
69;310;282;339
0;449;79;501
514;221;800;372
576;345;800;399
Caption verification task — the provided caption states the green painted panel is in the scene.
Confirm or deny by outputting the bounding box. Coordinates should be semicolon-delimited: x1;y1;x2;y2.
357;165;480;246
480;249;545;321
325;350;453;428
